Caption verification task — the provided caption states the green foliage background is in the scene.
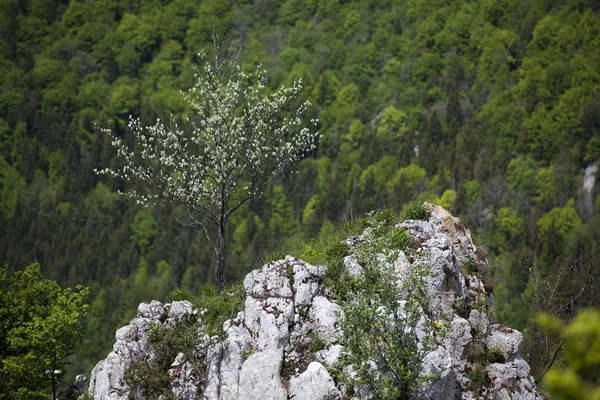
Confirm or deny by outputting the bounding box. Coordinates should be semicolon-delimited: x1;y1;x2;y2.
1;0;600;390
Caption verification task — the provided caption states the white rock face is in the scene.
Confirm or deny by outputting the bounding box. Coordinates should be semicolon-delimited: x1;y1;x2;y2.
581;164;598;220
289;362;341;400
169;301;194;319
308;296;343;343
238;350;287;400
583;164;598;192
170;352;200;400
317;344;343;367
89;204;541;400
88;300;194;400
486;325;523;357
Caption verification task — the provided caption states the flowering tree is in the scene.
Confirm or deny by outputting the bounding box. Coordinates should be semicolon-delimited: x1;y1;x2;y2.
97;42;318;293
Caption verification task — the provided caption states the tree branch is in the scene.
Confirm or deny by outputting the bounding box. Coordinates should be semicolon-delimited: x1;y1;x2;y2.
539;339;565;381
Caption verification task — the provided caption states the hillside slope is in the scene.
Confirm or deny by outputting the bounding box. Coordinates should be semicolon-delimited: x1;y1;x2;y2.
1;0;599;383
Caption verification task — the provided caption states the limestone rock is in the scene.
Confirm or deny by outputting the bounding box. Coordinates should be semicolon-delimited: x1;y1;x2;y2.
88;204;541;400
486;325;523;358
308;296;343;343
88;300;193;400
288;362;341;400
343;255;363;277
317;344;343;367
238;350;287;400
169;353;200;400
169;301;194;320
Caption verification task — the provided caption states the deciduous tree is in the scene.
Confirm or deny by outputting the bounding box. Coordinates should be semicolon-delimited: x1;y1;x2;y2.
0;263;89;400
97;39;318;292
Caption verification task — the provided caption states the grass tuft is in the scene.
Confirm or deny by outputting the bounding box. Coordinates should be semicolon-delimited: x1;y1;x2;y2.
166;284;245;338
400;201;430;221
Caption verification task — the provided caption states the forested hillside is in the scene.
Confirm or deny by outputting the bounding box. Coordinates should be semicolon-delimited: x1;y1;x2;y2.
1;0;599;387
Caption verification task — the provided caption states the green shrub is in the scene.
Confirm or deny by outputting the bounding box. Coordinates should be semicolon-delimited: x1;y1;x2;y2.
338;222;438;400
124;317;198;400
294;217;368;266
322;240;351;292
373;208;395;225
167;285;246;336
166;287;198;303
467;364;491;392
325;241;350;266
191;284;245;337
462;259;479;275
485;347;505;364
125;284;245;397
464;343;502;393
400;201;430;221
309;332;327;352
284;217;367;302
148;321;167;343
265;248;288;263
467;340;484;361
168;284;245;337
385;226;412;252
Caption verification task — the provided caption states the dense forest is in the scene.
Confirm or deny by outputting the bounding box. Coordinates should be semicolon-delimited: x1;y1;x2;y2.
1;0;599;393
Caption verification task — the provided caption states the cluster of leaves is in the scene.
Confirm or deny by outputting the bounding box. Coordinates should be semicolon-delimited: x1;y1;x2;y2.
167;284;245;338
465;341;505;393
265;214;367;267
268;207;425;303
0;263;89;400
399;201;430;221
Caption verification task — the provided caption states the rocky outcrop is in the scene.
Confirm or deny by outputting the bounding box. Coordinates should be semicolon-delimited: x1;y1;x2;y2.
88;300;200;399
398;206;538;399
88;204;541;400
581;164;598;220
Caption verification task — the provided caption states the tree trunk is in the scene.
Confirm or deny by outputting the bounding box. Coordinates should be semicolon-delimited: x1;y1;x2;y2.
51;355;56;400
216;218;226;294
216;192;226;294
